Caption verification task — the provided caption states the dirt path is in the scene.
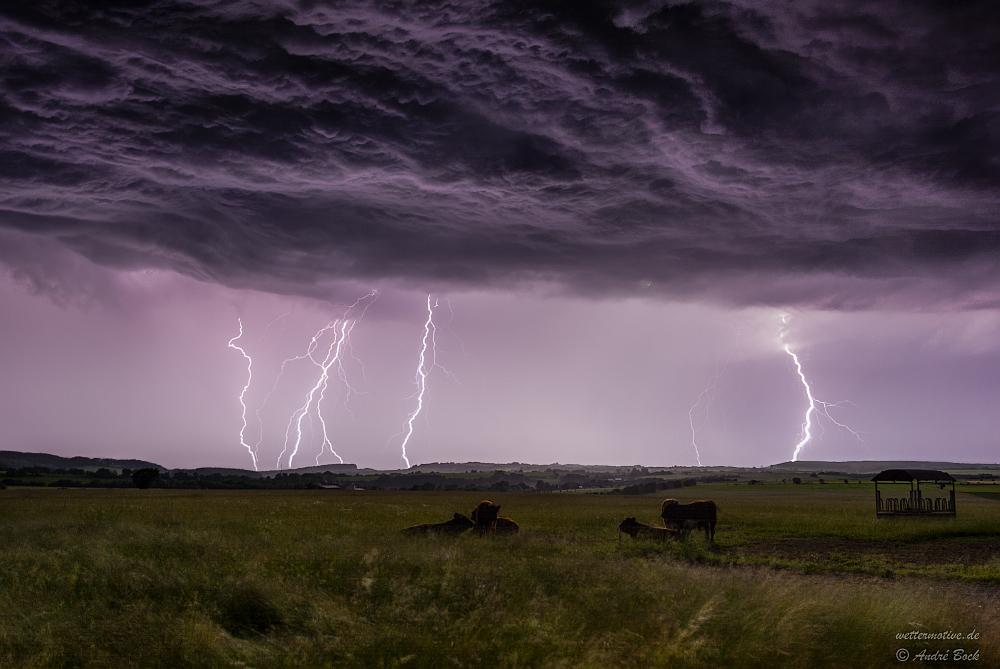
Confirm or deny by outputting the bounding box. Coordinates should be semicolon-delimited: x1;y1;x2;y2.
728;536;1000;568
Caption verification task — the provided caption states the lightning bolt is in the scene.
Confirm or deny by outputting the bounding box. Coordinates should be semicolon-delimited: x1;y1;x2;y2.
397;296;435;468
783;342;816;463
280;319;353;470
686;328;742;467
687;366;724;467
780;315;866;462
228;318;258;471
275;292;378;470
270;319;341;470
397;294;457;469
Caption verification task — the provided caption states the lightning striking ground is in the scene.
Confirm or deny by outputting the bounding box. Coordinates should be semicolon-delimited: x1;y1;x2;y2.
685;327;742;467
269;319;342;469
780;315;866;462
687;392;710;467
275;292;378;470
783;343;817;462
686;364;725;467
397;296;437;468
227;318;258;470
226;292;376;471
281;319;353;470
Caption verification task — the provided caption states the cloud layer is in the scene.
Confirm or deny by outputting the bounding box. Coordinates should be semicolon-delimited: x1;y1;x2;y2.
1;0;997;307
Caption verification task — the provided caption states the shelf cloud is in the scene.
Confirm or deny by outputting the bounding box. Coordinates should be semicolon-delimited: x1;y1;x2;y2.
1;0;996;308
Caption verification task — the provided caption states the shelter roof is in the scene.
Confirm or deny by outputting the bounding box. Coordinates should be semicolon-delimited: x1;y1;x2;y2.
870;469;956;482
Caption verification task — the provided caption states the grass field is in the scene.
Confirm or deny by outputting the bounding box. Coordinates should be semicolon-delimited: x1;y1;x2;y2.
1;485;997;667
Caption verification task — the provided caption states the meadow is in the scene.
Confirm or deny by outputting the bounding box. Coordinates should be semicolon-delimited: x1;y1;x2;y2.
1;484;998;668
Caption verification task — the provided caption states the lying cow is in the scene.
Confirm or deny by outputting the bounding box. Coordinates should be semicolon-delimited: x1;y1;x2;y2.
493;517;519;534
660;499;717;541
618;517;685;541
400;512;474;536
471;500;519;535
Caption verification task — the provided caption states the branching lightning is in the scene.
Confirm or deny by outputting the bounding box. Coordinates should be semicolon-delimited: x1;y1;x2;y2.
685;328;742;467
687;363;725;467
268;319;341;469
227;318;258;471
280;319;354;470
780;315;866;462
229;292;376;472
228;290;469;472
276;292;378;470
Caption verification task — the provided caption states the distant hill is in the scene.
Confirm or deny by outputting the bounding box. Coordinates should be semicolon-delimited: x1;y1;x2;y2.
399;461;655;474
0;450;161;471
254;463;372;477
3;449;997;477
770;460;1000;474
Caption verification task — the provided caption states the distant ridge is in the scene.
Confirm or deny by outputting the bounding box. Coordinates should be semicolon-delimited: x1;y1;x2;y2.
770;460;1000;474
3;449;997;476
0;450;161;471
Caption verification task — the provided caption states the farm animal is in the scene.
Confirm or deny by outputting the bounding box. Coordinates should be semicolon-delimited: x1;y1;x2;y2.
493;517;519;534
660;499;717;541
471;500;501;525
400;512;475;536
471;500;519;535
618;517;684;541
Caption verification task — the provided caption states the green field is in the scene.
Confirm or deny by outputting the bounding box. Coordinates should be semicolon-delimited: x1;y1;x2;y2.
1;485;997;667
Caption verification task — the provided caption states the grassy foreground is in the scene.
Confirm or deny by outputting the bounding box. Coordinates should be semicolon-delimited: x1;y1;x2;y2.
1;487;997;668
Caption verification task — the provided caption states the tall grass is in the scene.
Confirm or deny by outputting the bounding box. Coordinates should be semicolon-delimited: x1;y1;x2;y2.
0;488;996;667
677;484;998;541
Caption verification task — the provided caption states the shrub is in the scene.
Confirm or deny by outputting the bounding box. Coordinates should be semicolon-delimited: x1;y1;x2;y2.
132;468;160;489
218;583;283;637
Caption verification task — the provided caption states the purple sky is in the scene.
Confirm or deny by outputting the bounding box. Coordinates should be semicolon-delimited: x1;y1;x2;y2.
1;1;998;470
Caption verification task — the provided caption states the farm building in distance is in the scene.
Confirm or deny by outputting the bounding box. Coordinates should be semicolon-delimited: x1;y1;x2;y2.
872;469;956;516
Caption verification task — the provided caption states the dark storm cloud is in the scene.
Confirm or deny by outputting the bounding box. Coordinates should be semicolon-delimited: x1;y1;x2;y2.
0;0;997;306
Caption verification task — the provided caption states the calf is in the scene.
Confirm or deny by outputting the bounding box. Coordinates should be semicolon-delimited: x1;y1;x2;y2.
618;516;685;541
400;512;474;536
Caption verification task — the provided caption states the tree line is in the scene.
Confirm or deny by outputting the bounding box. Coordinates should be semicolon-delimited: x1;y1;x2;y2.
1;466;711;493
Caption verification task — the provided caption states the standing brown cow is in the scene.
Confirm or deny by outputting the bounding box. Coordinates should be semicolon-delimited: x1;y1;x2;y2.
660;499;717;541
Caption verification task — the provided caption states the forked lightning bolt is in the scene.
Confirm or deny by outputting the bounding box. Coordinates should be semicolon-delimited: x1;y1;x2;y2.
228;318;258;471
264;319;341;469
230;292;376;471
280;319;354;470
780;315;866;462
276;292;378;470
687;364;726;467
686;328;741;467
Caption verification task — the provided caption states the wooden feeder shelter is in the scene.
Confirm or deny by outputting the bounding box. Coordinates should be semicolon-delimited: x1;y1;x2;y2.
871;469;956;516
